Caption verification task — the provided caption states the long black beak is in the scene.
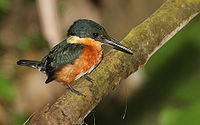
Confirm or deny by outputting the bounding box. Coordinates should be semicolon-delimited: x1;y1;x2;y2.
101;38;133;55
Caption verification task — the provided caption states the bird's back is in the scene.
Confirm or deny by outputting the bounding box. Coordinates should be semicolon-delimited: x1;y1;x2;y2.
40;39;86;83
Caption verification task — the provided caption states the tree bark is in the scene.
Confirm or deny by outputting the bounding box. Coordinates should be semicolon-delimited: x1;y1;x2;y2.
29;0;200;124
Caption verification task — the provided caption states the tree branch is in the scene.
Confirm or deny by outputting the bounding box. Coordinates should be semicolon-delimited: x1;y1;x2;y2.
36;0;61;47
29;0;200;124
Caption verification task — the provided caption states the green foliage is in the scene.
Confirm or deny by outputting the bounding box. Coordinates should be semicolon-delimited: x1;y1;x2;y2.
171;77;200;102
10;113;28;125
0;73;15;103
17;34;49;54
0;0;10;18
160;102;200;125
159;77;200;125
17;37;32;54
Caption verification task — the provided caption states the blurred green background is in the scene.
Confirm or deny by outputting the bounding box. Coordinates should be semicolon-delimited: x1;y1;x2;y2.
0;0;199;125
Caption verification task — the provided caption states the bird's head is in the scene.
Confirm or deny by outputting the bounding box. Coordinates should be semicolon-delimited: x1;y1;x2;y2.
67;19;133;55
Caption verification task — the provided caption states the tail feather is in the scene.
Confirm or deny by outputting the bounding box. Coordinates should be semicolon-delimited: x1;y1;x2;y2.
17;60;41;70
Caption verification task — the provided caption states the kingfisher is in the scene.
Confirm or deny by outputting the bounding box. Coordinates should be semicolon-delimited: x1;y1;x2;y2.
17;19;133;96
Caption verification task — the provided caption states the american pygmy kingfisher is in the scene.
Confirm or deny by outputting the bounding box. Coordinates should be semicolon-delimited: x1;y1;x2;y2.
17;19;133;96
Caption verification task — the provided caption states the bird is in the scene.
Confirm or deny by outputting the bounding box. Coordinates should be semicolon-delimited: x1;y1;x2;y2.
17;19;133;96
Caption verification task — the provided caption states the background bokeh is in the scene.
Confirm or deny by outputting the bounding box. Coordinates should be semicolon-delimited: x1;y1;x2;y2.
0;0;200;125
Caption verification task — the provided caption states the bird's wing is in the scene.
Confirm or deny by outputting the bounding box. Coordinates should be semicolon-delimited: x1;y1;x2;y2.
41;40;85;83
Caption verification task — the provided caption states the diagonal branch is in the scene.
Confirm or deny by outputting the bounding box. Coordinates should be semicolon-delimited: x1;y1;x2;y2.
29;0;200;124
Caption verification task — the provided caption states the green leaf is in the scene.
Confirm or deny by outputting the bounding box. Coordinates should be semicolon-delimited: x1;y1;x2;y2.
159;76;200;125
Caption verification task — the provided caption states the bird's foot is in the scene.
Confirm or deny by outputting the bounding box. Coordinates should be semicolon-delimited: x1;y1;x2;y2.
83;75;94;84
67;85;85;97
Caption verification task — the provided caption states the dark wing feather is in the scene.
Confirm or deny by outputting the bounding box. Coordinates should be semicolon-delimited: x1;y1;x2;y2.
40;40;85;83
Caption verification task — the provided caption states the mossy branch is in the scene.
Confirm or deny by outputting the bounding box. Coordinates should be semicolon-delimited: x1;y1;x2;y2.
29;0;200;124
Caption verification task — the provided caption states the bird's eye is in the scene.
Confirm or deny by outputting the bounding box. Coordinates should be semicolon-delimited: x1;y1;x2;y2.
93;33;99;38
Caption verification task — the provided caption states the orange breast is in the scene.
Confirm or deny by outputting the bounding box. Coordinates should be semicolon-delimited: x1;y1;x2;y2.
55;41;103;85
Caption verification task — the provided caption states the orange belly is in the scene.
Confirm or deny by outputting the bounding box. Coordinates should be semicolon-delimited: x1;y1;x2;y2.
55;45;103;85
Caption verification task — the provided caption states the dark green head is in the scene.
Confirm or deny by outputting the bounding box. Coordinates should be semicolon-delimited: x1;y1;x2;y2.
67;19;133;55
68;19;109;39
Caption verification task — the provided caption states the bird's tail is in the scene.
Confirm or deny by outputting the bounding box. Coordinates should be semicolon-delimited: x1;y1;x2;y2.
17;60;42;71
